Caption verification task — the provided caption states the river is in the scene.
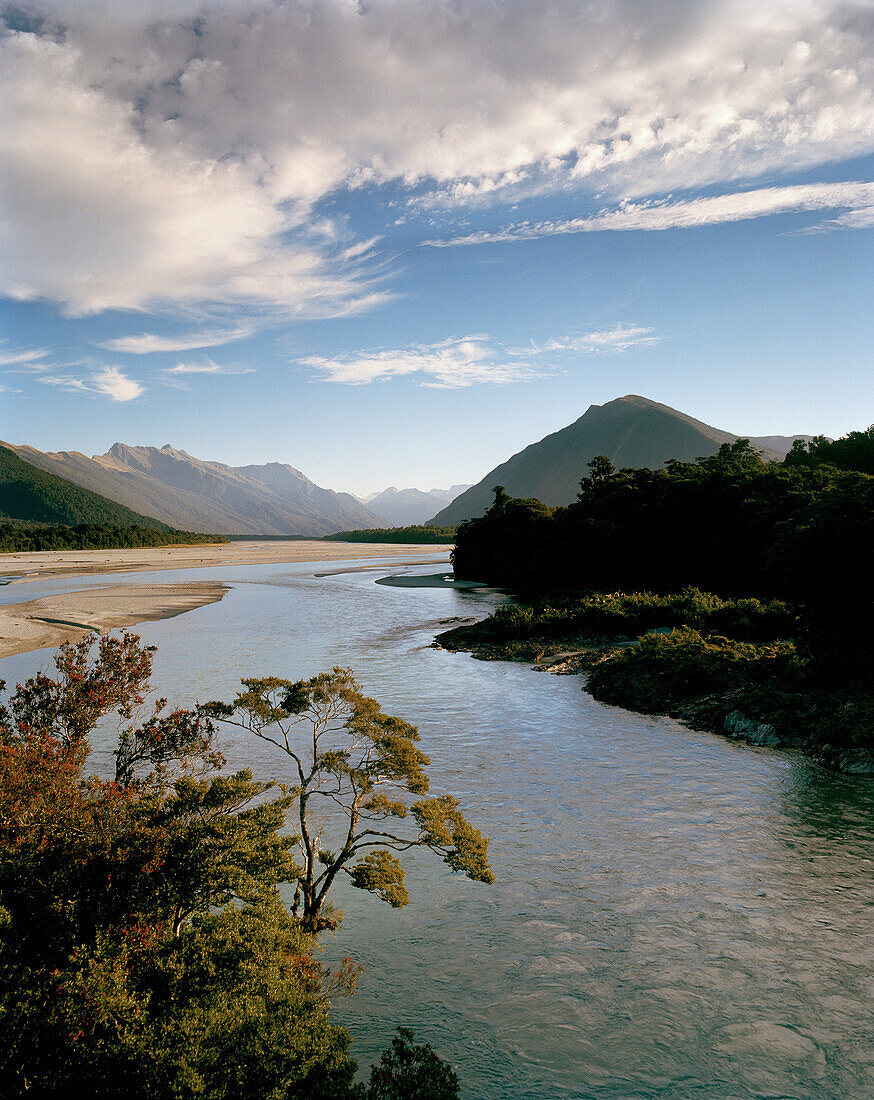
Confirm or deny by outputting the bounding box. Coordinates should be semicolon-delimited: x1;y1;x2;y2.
2;556;872;1099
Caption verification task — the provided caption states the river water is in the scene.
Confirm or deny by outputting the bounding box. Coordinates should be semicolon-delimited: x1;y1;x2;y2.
2;556;872;1099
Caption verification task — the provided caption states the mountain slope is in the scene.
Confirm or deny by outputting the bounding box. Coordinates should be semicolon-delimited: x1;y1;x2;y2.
430;395;785;526
3;442;383;537
366;485;472;527
0;445;172;529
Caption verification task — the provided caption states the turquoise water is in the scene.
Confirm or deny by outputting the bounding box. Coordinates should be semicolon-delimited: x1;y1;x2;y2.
2;557;872;1098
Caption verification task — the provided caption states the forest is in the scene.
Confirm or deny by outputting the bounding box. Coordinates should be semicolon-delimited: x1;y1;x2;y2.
447;435;874;773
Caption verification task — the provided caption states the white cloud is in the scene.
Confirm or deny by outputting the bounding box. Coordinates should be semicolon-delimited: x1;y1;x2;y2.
299;324;657;387
99;327;254;354
426;183;874;246
0;345;50;368
92;366;144;401
299;336;538;389
163;359;254;376
1;2;873;314
520;325;661;355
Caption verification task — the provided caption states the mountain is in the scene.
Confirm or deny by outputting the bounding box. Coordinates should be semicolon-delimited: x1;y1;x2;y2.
366;484;472;527
429;395;790;527
0;445;172;529
747;435;815;457
2;442;383;537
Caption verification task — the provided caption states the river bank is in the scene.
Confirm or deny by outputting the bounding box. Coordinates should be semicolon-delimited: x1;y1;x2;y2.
0;539;452;583
0;582;230;658
434;611;874;777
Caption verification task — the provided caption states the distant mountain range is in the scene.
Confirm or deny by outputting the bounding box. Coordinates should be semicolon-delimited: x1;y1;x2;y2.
3;398;815;537
364;485;472;527
1;442;383;537
429;395;811;526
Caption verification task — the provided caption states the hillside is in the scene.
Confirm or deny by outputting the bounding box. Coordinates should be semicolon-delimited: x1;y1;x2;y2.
0;445;173;530
2;442;383;537
430;395;786;526
366;484;471;526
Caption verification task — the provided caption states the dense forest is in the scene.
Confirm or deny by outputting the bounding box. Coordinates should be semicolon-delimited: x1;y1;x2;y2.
328;525;456;544
447;435;874;773
0;522;229;553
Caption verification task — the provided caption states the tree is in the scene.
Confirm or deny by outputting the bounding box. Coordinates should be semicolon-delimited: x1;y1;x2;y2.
0;634;359;1098
578;454;616;497
366;1027;459;1099
202;669;494;933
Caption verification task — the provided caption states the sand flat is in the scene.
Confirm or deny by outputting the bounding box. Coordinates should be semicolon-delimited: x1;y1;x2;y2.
0;539;452;582
0;582;231;659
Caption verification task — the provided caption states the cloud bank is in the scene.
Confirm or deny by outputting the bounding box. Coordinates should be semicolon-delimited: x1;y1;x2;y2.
2;1;873;315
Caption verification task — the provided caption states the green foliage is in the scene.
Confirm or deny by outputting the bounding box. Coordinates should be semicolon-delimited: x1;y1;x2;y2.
327;526;456;544
0;521;228;552
0;446;176;531
204;668;494;932
785;426;874;475
0;634;360;1098
584;628;795;714
365;1028;459;1100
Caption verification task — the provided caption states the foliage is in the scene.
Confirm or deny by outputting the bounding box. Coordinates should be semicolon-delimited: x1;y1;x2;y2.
0;521;228;552
785;426;874;475
0;633;361;1098
0;446;175;531
365;1027;459;1100
327;526;456;544
583;628;796;714
202;668;494;933
441;588;796;650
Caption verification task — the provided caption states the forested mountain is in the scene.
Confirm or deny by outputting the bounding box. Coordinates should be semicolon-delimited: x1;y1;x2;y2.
2;441;383;536
366;484;471;526
430;395;791;526
0;445;173;530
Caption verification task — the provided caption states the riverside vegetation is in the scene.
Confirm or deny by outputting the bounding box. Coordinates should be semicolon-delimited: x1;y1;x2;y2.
0;632;490;1098
443;435;874;774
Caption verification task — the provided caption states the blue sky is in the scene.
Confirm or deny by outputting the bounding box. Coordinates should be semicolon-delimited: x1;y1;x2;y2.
1;1;873;494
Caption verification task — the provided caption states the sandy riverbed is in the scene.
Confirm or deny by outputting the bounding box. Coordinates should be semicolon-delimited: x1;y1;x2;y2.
0;540;452;582
0;583;230;659
0;542;452;659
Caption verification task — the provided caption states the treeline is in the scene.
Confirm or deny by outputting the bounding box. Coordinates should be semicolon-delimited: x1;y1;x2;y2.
0;522;229;552
449;437;874;771
328;525;456;543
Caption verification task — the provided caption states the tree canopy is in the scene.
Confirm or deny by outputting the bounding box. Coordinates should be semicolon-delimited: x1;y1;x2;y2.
202;669;494;933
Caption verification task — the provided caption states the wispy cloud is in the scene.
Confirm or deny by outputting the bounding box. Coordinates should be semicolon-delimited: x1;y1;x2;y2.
99;327;254;355
0;345;50;369
425;183;874;246
514;324;660;355
299;324;656;387
162;359;255;377
299;336;538;389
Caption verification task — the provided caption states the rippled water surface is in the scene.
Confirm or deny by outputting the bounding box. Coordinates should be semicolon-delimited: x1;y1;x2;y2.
3;557;873;1099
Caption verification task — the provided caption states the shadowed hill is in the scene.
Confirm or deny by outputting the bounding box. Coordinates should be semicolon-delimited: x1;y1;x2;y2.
429;395;786;526
0;445;173;529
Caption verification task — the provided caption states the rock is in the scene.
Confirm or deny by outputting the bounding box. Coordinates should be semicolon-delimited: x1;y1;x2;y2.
723;710;782;746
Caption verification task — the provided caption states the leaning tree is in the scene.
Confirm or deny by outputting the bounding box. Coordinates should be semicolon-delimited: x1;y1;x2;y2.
202;668;494;932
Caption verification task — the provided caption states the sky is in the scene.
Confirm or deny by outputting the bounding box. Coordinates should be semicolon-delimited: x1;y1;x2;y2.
1;0;873;495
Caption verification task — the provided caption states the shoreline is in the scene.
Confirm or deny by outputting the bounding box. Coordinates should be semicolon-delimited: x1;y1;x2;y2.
0;582;229;659
0;541;452;659
0;539;452;584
